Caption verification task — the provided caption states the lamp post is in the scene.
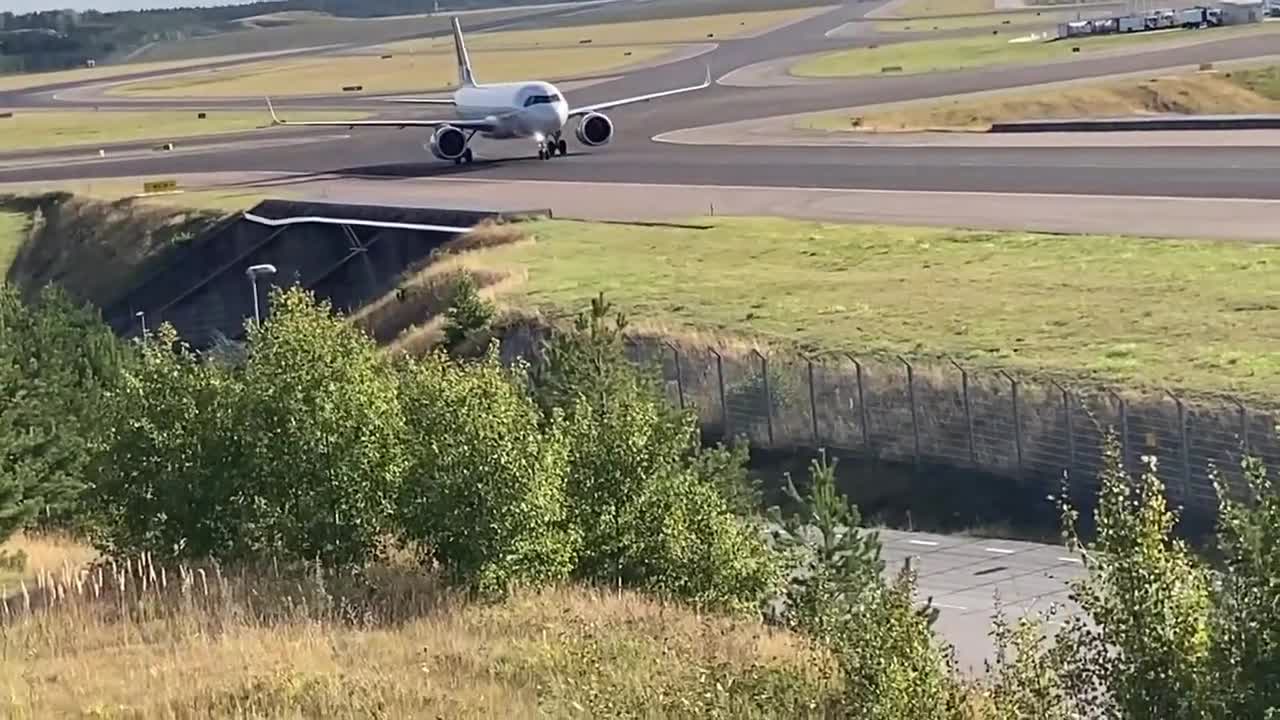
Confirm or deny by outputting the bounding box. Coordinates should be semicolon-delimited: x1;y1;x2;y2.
245;263;277;325
135;310;147;337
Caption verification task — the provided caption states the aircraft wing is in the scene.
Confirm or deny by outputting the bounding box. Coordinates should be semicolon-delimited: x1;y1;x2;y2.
265;97;494;131
567;66;711;118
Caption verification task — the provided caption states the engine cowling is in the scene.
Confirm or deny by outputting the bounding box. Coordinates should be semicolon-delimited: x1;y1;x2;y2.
575;112;613;147
428;124;468;160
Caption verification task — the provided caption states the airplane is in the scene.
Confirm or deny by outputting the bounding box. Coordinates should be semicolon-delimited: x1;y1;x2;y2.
264;16;712;164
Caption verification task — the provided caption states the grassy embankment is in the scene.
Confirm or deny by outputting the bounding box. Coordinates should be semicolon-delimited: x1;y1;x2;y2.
110;8;817;98
790;23;1280;78
0;532;835;719
801;64;1280;131
0;110;370;152
368;217;1280;401
0;211;27;276
873;9;1094;32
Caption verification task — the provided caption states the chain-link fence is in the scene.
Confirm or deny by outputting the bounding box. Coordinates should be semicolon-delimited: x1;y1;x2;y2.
499;329;1278;515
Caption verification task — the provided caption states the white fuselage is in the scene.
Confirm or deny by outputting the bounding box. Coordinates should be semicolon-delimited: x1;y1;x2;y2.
452;80;569;140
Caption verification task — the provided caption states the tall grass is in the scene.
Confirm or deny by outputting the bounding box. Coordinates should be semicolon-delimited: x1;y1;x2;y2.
0;537;837;719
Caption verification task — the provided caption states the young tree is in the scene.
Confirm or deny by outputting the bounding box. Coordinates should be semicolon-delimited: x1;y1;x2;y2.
1208;455;1280;718
771;450;964;720
1055;432;1213;720
234;286;408;566
396;348;577;597
441;273;494;358
0;283;129;539
86;323;246;561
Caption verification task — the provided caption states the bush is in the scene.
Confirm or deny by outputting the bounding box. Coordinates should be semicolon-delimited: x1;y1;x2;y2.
395;347;577;596
0;283;129;540
90;287;407;566
441;273;494;358
86;323;245;561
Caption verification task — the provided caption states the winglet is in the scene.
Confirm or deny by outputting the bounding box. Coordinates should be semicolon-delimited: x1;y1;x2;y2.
266;96;283;125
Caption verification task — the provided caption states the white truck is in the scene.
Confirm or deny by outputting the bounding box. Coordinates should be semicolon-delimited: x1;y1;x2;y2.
1118;14;1146;31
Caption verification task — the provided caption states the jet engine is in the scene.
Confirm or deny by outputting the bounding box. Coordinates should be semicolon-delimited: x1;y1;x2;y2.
428;124;468;160
575;112;613;147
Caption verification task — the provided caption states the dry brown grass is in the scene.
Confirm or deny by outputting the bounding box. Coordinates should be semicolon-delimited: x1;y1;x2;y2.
0;539;836;719
809;70;1280;132
0;531;99;594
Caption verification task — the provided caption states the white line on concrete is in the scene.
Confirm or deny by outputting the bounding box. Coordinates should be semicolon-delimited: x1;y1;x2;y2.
909;539;941;546
934;603;970;611
434;176;1280;206
1057;556;1083;564
985;547;1016;555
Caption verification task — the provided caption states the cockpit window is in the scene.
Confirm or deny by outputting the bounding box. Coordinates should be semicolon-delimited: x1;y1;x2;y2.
523;93;563;107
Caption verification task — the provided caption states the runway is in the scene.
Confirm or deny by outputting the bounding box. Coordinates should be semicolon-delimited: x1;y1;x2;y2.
3;0;1276;664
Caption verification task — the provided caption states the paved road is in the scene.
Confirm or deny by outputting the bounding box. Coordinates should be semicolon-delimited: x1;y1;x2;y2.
6;0;1280;204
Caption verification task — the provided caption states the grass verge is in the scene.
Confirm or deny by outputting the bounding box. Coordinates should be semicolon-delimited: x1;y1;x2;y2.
0;211;28;277
873;9;1093;32
0;109;369;152
109;45;674;97
790;24;1280;78
799;66;1280;131
1;538;836;719
383;6;830;53
440;217;1280;400
883;0;996;17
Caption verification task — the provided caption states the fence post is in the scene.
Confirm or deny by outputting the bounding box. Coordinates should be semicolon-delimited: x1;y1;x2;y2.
1231;397;1249;456
1108;389;1129;474
1051;380;1075;481
949;359;975;466
806;356;820;445
753;349;774;447
900;356;920;472
1166;390;1192;504
847;354;871;454
999;370;1023;483
664;342;685;410
710;348;728;441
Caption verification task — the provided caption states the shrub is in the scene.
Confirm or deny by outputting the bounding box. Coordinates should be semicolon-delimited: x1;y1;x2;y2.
441;273;494;357
1054;432;1214;719
396;348;577;596
0;283;129;539
90;287;407;566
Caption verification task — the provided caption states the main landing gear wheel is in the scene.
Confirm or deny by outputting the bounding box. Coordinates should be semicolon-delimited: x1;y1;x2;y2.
557;139;567;156
453;148;474;165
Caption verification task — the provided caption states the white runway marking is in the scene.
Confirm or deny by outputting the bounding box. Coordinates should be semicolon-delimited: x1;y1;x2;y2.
985;547;1016;555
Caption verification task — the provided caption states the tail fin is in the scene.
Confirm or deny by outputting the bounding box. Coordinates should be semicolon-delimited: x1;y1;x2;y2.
451;17;477;88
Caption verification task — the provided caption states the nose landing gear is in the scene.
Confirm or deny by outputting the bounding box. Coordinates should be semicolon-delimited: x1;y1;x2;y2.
537;132;569;160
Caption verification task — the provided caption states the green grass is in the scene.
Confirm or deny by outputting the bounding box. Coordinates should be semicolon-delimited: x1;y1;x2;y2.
468;217;1280;399
791;24;1280;77
884;0;995;17
873;9;1083;32
1228;65;1280;100
0;211;29;277
0;110;369;152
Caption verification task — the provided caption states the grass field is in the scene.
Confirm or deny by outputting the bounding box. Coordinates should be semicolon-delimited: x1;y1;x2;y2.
0;109;369;151
0;52;304;93
0;211;29;277
0;533;834;719
884;0;995;17
800;66;1280;131
791;24;1280;77
382;6;830;53
110;44;672;97
873;9;1088;32
453;217;1280;399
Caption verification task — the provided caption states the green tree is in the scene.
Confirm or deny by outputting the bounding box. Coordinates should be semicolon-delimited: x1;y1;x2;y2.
0;283;128;539
85;323;246;561
441;273;494;358
1055;432;1213;720
770;449;964;719
234;286;408;566
534;294;779;612
1208;455;1280;718
396;348;577;597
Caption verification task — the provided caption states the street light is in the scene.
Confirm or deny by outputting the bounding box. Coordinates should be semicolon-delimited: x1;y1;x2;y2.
245;263;278;325
135;310;147;337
